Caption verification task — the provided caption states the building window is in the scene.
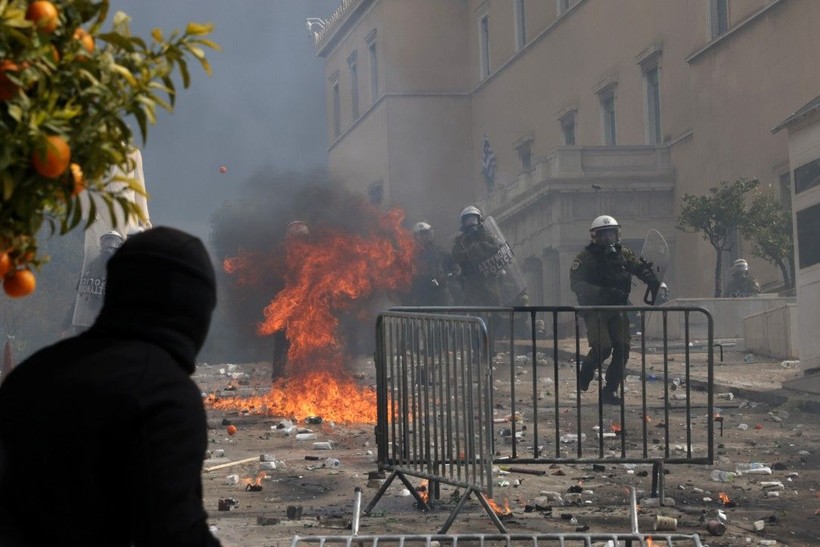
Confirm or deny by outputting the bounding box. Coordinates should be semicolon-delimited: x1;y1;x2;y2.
367;32;378;103
710;0;729;38
478;8;490;79
600;89;617;145
368;181;383;205
645;65;661;144
515;137;533;171
560;110;576;145
348;51;359;120
794;157;820;194
331;77;340;138
797;202;820;269
514;0;526;50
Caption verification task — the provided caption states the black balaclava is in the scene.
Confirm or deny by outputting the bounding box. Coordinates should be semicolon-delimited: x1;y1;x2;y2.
94;227;217;372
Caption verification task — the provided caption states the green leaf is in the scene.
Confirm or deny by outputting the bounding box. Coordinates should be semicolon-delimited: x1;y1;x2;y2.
178;57;190;88
2;172;14;201
185;22;213;36
110;63;138;86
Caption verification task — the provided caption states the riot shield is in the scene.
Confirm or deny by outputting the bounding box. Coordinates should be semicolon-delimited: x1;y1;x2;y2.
636;229;670;305
463;216;527;305
72;245;116;328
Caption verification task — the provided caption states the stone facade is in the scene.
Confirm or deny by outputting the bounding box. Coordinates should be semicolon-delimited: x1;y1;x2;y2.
312;0;819;306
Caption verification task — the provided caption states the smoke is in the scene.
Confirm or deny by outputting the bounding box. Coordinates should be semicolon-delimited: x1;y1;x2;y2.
203;170;411;363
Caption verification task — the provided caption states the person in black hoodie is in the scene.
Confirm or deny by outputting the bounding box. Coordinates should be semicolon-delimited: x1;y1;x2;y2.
0;227;221;546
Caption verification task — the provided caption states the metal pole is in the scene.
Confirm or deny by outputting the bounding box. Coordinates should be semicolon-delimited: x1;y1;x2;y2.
351;487;362;536
630;486;640;534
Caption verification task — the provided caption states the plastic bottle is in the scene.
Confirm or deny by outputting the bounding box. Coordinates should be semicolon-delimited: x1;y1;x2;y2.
735;463;772;475
710;470;736;482
324;458;341;468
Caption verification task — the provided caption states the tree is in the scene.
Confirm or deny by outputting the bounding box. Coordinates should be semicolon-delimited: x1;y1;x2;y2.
676;178;759;297
742;191;794;291
1;0;219;295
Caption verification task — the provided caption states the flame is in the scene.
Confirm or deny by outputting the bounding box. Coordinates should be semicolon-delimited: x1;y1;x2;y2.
417;479;429;504
242;471;268;487
486;497;512;516
646;537;655;547
209;371;377;423
719;492;731;505
214;207;415;423
610;423;622;433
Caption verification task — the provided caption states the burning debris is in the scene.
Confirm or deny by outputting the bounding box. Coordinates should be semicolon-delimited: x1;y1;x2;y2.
211;198;416;423
243;471;268;492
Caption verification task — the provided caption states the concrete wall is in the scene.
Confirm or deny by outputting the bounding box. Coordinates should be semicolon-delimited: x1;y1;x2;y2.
743;304;799;359
645;295;796;341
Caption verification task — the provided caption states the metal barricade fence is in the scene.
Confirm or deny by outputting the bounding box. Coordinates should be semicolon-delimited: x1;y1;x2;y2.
367;312;504;532
370;306;714;532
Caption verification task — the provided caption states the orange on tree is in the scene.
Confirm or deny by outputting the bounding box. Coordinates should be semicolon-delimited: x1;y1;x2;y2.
73;28;94;58
0;252;10;278
32;135;71;179
0;60;22;101
25;1;60;34
3;269;37;298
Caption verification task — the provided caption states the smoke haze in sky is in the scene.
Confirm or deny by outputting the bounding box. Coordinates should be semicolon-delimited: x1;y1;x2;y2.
109;0;339;240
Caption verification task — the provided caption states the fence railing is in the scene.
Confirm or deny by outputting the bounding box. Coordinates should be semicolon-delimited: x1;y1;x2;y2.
367;306;715;533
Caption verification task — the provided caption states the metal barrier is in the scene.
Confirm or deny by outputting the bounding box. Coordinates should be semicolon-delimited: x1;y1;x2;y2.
291;533;704;546
367;312;503;532
368;306;714;533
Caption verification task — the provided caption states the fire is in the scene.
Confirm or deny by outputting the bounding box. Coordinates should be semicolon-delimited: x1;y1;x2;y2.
416;479;429;504
209;371;378;423
646;536;654;547
214;207;415;424
243;471;268;491
719;492;731;505
610;423;622;433
486;496;512;516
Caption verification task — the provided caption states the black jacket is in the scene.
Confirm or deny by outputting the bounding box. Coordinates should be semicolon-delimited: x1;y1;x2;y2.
0;227;220;546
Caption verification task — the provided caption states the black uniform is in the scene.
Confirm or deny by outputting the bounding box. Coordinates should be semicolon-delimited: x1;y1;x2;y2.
0;227;221;547
409;240;455;306
570;242;658;400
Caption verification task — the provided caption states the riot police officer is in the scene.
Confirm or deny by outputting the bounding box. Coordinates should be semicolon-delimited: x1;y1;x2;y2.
726;258;760;297
570;215;659;404
451;206;503;306
408;221;455;306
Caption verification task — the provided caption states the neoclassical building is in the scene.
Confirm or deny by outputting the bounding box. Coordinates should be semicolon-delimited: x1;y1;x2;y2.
311;0;819;306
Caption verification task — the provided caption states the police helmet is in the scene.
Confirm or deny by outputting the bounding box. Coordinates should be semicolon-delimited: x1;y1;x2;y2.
459;206;482;230
287;220;310;238
732;258;749;272
100;231;124;249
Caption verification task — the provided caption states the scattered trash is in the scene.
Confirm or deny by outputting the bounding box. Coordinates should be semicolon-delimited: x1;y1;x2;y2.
560;433;586;443
305;416;323;424
743;353;755;363
313;441;333;450
654;515;677;531
706;519;726;536
286;505;303;520
218;498;239;511
780;360;800;368
226;474;240;485
736;463;772;475
295;432;317;441
323;458;341;469
710;470;736;483
753;519;765;532
738;423;749;431
256;516;279;526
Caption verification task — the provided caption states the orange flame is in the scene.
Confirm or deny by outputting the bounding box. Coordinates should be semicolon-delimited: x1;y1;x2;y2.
486;497;512;516
610;423;622;433
416;479;429;504
719;492;731;505
214;207;415;423
242;471;268;487
646;537;655;547
209;371;377;423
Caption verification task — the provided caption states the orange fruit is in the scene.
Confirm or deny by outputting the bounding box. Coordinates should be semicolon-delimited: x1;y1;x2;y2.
0;252;10;278
0;60;22;101
26;1;59;34
32;135;71;178
3;269;36;298
73;28;94;58
226;424;237;436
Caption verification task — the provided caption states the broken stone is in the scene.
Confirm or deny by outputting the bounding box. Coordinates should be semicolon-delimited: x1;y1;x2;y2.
260;454;277;462
313;441;333;450
286;505;303;520
737;423;749;431
212;449;225;458
753;519;765;531
295;432;317;441
218;498;239;511
226;474;240;485
564;493;582;504
257;516;280;526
